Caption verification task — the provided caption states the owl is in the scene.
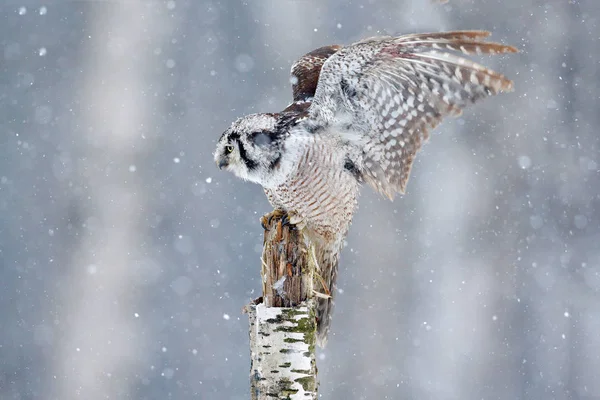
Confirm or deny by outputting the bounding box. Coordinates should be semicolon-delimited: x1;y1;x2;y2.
214;31;516;346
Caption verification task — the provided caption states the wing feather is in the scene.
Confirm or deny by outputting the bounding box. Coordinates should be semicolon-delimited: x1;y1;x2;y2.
290;45;342;102
307;30;517;199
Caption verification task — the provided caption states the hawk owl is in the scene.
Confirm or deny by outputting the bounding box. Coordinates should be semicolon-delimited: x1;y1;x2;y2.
214;31;516;346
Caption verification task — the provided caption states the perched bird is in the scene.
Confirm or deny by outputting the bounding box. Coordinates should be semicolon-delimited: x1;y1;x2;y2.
214;31;516;346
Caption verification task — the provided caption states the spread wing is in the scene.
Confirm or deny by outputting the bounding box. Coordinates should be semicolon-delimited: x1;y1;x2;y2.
290;44;342;102
307;30;517;199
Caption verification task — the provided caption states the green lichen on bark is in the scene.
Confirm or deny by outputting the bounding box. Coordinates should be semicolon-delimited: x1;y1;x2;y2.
272;378;298;398
274;370;316;396
280;308;307;318
290;369;311;374
278;306;317;355
294;375;317;393
283;337;303;343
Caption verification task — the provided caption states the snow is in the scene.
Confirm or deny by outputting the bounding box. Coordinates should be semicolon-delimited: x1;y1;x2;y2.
2;2;599;399
234;54;254;73
518;155;532;169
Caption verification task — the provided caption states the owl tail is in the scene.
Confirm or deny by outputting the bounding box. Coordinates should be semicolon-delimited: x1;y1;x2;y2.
315;250;339;348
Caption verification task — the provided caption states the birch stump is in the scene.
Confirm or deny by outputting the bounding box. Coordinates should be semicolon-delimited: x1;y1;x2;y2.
245;212;318;399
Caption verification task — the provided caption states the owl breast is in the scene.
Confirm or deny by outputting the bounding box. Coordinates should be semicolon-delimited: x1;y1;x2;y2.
264;133;359;251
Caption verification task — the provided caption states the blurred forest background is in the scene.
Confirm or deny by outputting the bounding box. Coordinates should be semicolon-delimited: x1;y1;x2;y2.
1;1;599;399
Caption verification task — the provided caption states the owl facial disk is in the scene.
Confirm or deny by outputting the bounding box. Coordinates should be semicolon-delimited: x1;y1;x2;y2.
214;113;282;184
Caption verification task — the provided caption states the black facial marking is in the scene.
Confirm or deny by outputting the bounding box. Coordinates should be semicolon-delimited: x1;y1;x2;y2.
219;128;239;144
227;131;240;141
237;140;257;170
344;156;362;182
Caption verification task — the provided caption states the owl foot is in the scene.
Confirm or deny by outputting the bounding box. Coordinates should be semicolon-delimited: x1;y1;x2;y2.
260;209;305;231
281;210;304;230
260;209;286;231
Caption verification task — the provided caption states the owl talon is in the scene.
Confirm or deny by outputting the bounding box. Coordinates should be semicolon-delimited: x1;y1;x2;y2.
268;213;281;226
260;220;269;231
284;210;306;230
261;209;286;231
280;213;295;229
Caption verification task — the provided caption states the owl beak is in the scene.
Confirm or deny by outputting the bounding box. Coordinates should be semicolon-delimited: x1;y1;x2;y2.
217;158;228;170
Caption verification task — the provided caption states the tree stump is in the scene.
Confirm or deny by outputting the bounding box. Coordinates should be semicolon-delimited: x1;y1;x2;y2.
245;212;318;400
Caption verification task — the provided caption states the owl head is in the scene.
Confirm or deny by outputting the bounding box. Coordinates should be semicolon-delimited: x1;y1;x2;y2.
214;113;285;184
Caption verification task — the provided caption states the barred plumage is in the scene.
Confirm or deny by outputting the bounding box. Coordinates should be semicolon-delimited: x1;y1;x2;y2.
215;30;516;346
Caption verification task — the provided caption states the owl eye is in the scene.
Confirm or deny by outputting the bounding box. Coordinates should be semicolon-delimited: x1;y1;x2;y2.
252;132;273;146
226;145;234;153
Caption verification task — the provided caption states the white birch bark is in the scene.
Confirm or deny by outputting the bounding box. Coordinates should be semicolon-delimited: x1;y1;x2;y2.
247;302;317;400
